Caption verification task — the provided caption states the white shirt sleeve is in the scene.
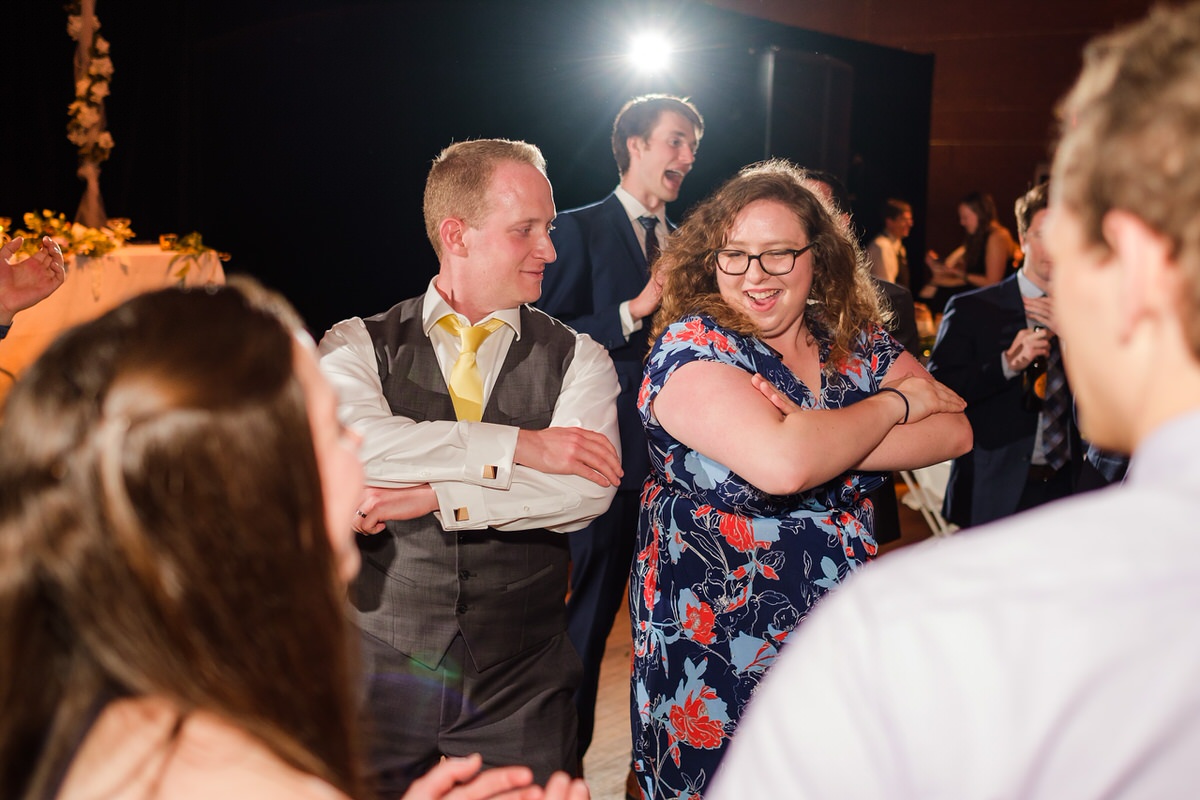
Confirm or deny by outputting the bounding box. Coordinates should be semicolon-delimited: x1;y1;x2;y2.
318;316;620;533
619;299;644;340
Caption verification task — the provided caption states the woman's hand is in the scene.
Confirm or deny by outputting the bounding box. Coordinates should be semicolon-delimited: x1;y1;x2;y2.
751;372;802;417
880;374;965;425
925;248;967;286
400;754;589;800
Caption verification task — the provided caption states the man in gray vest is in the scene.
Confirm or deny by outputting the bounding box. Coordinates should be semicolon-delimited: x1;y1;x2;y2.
319;138;621;797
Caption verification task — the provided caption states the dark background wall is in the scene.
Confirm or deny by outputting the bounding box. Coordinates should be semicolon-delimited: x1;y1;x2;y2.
4;0;936;335
708;0;1156;259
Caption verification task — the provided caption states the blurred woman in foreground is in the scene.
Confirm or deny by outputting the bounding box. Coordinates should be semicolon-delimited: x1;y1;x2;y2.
630;161;970;798
0;282;585;800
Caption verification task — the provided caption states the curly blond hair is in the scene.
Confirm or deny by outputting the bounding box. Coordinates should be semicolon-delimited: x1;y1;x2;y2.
1053;3;1200;358
651;159;883;373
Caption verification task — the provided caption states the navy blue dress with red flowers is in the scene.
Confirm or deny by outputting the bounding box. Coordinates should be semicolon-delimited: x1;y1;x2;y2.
630;313;902;799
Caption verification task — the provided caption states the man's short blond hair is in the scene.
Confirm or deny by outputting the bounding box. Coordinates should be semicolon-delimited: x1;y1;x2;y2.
423;139;547;258
1053;3;1200;354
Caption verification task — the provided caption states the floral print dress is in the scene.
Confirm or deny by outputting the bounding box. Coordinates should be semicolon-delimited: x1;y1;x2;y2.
630;313;902;799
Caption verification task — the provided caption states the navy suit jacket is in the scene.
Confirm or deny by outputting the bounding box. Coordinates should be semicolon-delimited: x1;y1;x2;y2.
538;193;655;491
927;274;1081;526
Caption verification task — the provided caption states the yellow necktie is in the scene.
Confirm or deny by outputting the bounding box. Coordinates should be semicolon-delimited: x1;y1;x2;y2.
438;315;506;422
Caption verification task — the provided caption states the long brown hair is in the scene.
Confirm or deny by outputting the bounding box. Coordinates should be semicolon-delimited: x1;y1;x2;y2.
0;282;365;799
652;158;883;372
958;190;1005;272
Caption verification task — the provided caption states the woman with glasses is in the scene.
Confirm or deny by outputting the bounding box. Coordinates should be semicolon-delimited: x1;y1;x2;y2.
629;161;970;799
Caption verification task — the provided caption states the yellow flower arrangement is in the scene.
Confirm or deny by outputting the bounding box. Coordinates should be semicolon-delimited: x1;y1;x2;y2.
0;215;229;286
159;231;232;282
1;210;134;258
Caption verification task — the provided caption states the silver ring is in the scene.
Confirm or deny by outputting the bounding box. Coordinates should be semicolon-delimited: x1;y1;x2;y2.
356;510;367;518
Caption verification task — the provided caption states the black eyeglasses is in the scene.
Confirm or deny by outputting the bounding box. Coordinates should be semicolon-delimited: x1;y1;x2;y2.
713;243;816;275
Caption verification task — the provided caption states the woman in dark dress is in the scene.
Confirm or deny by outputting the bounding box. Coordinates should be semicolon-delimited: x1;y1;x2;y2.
921;191;1021;313
629;161;971;798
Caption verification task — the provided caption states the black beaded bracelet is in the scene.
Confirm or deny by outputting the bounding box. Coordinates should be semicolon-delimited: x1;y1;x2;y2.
877;386;909;425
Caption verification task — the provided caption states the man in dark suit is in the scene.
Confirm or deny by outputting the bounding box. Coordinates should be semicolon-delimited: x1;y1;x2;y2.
537;94;703;760
319;139;621;796
928;182;1082;527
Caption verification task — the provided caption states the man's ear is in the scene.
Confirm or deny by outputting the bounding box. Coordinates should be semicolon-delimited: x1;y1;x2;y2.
440;217;469;257
627;135;647;162
1101;209;1174;343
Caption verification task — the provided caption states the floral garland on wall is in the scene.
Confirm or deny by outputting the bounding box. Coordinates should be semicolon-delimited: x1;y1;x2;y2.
66;0;112;227
1;6;232;270
66;4;114;165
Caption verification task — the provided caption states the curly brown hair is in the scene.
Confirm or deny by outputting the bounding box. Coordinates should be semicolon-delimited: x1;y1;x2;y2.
651;159;884;373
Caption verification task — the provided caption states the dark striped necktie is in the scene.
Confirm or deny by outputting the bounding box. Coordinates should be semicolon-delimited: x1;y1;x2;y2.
1041;337;1071;470
638;215;660;268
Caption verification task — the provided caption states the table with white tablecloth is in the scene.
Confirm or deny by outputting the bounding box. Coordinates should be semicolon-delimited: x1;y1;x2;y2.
0;244;225;402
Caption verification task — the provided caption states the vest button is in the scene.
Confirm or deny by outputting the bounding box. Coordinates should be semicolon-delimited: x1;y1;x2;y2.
458;569;470;580
455;603;468;615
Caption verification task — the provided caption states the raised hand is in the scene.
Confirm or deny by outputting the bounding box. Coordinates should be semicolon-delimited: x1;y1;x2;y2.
627;271;665;321
399;755;590;800
0;235;66;324
1004;326;1052;373
1021;295;1056;332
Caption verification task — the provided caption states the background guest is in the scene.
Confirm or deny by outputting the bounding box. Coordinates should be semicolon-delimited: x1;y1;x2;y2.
921;191;1020;313
0;282;586;800
803;170;921;358
629;159;969;799
865;197;914;287
927;182;1083;527
709;6;1200;796
536;94;703;763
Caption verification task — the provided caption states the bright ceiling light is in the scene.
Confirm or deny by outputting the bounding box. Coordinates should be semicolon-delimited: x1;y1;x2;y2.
628;31;671;73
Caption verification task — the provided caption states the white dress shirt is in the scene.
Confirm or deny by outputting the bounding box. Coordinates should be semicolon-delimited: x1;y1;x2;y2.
709;411;1200;800
867;231;905;283
318;278;620;533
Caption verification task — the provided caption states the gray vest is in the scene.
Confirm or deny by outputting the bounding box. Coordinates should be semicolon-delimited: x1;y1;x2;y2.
350;296;576;671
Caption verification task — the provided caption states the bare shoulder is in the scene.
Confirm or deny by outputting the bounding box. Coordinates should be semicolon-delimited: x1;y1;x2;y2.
59;698;349;800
